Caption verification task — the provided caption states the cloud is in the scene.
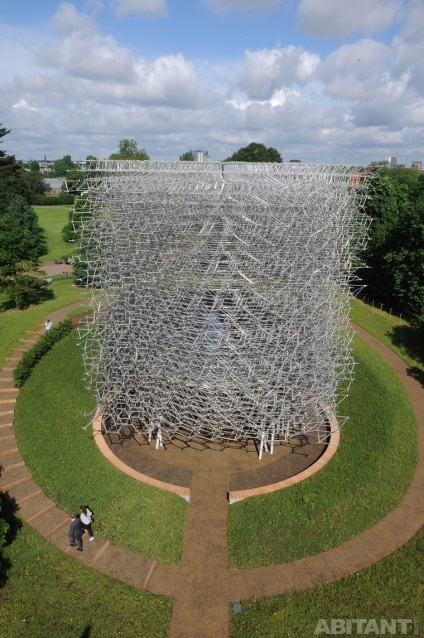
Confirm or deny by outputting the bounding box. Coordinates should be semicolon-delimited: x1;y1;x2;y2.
298;0;403;38
37;33;134;82
83;54;205;107
239;46;320;99
318;39;392;99
206;0;281;12
112;0;167;17
50;2;98;35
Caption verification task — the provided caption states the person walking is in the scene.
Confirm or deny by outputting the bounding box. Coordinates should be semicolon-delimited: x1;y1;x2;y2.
45;319;52;331
80;505;94;541
68;514;84;551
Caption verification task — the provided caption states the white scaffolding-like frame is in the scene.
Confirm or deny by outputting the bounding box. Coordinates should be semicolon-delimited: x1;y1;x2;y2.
74;161;371;450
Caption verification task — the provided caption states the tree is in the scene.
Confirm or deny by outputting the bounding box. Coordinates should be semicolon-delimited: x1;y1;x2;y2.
30;160;40;172
179;151;194;161
359;168;424;326
109;139;150;160
224;142;282;163
53;155;75;176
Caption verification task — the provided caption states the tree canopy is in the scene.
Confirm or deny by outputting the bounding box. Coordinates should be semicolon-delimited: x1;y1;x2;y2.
360;167;424;326
224;142;282;163
109;139;150;161
0;127;48;308
53;154;75;176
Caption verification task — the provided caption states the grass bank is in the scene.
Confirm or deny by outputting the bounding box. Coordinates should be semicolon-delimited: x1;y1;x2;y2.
228;336;417;567
350;298;424;378
0;279;84;368
0;509;171;638
13;330;187;565
34;205;72;261
230;527;424;637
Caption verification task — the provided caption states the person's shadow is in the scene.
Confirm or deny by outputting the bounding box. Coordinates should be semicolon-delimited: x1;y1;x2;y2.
79;625;92;637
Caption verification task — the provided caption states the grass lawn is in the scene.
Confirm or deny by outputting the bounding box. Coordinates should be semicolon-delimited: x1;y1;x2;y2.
34;205;73;262
228;335;418;567
0;279;85;369
230;527;424;637
0;508;171;638
13;331;187;565
350;298;424;378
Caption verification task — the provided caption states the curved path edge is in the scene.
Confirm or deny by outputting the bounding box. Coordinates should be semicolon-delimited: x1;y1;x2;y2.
0;308;423;637
92;407;340;504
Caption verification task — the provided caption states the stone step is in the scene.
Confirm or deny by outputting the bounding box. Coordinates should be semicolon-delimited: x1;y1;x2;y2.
20;495;56;523
31;507;71;537
0;471;32;490
0;450;24;469
0;425;14;436
0;390;19;401
7;478;41;503
0;445;19;457
0;411;14;425
16;488;43;505
0;398;17;406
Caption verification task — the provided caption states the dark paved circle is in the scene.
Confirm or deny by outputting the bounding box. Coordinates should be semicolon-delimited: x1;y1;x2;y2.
104;429;328;492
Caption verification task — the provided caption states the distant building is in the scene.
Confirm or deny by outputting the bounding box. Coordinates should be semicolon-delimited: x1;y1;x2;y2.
189;150;210;162
411;160;422;170
387;156;397;168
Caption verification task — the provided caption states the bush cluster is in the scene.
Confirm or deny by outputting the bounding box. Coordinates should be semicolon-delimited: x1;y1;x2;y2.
32;193;74;206
13;320;72;388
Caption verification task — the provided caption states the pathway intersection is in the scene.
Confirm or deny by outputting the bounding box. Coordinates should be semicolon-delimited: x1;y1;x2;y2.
0;306;423;637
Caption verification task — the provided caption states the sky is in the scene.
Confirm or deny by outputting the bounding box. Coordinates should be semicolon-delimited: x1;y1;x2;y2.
1;0;423;165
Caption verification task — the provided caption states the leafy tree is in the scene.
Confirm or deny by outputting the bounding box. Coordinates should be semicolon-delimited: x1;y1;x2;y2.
30;160;40;172
179;151;194;161
360;168;424;326
0;126;49;308
0;124;17;178
224;142;282;163
20;169;48;202
53;154;75;176
109;139;150;160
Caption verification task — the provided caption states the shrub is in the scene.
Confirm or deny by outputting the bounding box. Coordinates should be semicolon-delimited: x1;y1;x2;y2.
13;320;72;388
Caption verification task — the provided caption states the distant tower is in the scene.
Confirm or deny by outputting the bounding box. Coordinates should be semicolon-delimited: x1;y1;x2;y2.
387;156;397;168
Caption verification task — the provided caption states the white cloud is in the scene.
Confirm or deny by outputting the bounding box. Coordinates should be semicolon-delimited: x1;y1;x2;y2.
83;54;205;107
51;2;98;35
206;0;281;11
112;0;167;17
239;46;320;99
298;0;402;38
318;39;392;100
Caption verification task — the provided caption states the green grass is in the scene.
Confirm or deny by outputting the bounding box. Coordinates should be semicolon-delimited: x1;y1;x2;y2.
230;527;424;637
34;205;73;261
0;516;171;638
0;279;84;369
228;336;417;567
13;331;187;565
350;298;424;377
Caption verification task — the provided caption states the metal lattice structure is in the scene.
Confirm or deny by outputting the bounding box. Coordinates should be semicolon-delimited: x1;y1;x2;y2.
74;161;371;450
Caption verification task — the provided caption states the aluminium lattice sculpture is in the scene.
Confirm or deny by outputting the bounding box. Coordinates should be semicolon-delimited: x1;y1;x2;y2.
74;161;371;454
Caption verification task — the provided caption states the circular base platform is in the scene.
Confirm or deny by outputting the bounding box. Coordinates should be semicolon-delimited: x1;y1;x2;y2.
94;419;340;501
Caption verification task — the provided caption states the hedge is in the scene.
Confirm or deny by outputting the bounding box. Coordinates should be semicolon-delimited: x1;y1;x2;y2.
13;320;72;388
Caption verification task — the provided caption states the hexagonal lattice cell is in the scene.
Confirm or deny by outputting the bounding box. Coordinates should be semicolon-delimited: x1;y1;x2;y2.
75;161;371;449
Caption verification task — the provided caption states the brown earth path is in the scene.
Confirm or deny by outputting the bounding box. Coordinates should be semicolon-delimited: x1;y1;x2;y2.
0;313;423;638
